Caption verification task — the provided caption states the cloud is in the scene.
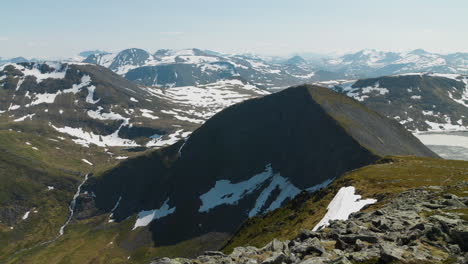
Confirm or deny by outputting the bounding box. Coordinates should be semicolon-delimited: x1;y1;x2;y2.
159;31;184;36
0;37;9;41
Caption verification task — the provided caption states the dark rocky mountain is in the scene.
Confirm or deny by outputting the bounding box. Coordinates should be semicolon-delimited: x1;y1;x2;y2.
328;74;468;132
79;85;437;252
83;48;154;75
125;62;238;87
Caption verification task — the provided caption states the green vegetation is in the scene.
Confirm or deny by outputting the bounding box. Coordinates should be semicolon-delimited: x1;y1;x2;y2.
0;121;149;261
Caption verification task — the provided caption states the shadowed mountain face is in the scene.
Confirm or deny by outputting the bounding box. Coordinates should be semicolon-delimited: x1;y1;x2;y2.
82;85;437;248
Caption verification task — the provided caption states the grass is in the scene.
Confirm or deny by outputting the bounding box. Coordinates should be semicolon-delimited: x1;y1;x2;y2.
0;121;153;261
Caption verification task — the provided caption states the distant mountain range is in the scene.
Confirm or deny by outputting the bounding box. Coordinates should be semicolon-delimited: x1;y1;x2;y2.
319;49;468;77
3;48;467;89
81;48;345;89
75;48;468;89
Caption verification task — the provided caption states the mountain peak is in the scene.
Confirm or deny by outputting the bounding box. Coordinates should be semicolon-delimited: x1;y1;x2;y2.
409;48;429;55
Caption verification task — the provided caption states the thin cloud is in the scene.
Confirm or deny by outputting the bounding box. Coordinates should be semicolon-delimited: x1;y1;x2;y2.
0;37;9;41
159;31;184;35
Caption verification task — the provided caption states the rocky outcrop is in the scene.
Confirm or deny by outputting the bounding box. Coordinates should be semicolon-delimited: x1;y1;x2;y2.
150;183;467;264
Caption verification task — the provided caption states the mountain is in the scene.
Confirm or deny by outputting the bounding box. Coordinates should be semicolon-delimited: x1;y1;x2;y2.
0;57;31;65
282;55;308;66
82;48;345;89
178;157;468;264
78;50;110;58
60;85;438;260
320;49;468;78
328;73;468;132
0;62;268;150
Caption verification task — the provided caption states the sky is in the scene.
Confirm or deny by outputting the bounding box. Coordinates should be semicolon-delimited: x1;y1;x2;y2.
1;0;468;58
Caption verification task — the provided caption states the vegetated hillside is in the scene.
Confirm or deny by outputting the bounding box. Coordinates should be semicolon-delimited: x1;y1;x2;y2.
330;73;468;132
14;84;434;263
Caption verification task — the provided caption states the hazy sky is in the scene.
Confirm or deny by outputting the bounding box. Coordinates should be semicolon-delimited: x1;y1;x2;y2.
1;0;468;58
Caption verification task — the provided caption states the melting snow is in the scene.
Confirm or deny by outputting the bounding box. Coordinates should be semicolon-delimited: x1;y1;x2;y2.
146;129;191;147
312;186;377;231
81;159;93;165
22;211;31;220
200;164;330;217
140;109;159;119
85;85;100;104
51;123;138;147
132;199;176;230
199;166;273;213
108;196;122;223
13;114;35;122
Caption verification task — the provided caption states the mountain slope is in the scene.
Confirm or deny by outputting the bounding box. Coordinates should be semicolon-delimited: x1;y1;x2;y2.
321;49;468;77
0;62;268;150
330;73;468;132
73;85;437;257
82;48;345;89
223;156;467;260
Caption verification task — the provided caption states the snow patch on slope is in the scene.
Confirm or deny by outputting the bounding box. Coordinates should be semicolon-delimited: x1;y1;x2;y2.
313;186;376;231
132;199;176;230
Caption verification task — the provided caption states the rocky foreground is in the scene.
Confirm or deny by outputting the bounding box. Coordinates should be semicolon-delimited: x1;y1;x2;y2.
151;183;467;264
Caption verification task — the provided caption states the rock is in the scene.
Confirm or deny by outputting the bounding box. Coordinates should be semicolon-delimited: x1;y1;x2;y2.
422;203;446;209
262;239;287;252
380;243;406;262
450;225;468;251
442;199;466;208
297;229;321;241
329;256;352;264
339;234;379;244
204;251;227;257
430;215;462;227
449;244;461;255
291;237;326;256
443;193;459;199
355;239;367;251
347;248;380;262
150;257;178;264
298;257;329;264
261;252;287;264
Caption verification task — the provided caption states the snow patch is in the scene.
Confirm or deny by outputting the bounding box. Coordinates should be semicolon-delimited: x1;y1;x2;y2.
132;199;176;230
312;186;376;231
